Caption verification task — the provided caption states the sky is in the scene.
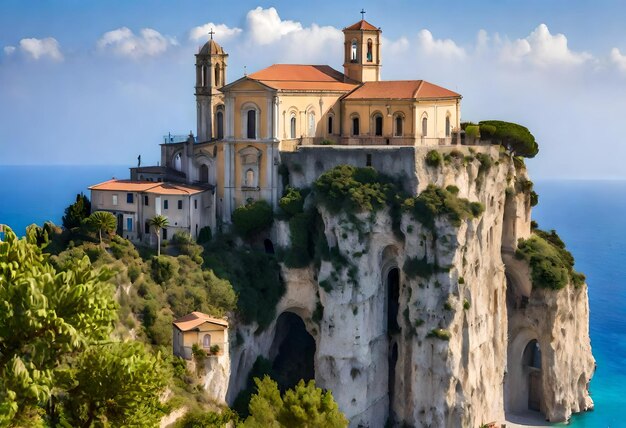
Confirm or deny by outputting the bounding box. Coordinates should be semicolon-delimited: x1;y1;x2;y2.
1;0;626;179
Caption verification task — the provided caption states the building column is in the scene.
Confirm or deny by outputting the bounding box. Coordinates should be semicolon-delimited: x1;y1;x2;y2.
226;94;235;139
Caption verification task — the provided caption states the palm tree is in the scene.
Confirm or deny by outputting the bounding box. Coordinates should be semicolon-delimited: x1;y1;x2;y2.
149;215;169;256
87;211;117;244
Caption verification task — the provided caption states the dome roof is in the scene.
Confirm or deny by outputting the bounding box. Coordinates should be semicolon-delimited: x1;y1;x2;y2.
199;39;225;56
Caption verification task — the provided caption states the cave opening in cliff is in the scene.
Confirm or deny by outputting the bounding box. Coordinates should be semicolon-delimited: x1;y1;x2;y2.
387;267;400;334
270;311;315;391
505;334;545;418
523;339;543;412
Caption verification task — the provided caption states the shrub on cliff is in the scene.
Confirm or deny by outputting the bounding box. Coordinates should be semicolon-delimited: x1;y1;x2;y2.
425;150;442;167
402;185;484;231
479;120;539;158
313;165;400;214
516;229;585;290
232;200;273;238
279;187;307;217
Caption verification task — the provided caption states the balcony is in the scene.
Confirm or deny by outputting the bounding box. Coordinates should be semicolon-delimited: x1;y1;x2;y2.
162;134;197;144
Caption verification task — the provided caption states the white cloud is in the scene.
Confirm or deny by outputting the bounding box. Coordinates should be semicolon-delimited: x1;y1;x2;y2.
246;7;303;45
417;30;466;60
18;37;63;61
189;23;242;42
499;24;592;67
4;46;16;55
610;48;626;73
383;36;410;56
97;27;177;58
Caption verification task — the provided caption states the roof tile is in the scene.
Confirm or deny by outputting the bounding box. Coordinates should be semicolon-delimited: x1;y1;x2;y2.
173;311;229;331
344;80;461;100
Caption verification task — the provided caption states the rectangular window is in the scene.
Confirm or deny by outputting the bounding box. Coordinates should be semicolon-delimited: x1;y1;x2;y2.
164;199;168;210
126;218;132;232
144;195;149;206
112;194;118;206
126;193;133;204
194;199;197;209
145;221;149;234
178;200;183;210
366;154;372;167
163;228;168;240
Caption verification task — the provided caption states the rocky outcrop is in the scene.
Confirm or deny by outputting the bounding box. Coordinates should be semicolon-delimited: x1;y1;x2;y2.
224;146;594;427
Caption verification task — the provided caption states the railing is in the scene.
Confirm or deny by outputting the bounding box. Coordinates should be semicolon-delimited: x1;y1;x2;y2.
279;135;464;150
163;134;197;144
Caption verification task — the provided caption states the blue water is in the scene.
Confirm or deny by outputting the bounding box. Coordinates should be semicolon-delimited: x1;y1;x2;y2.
0;165;128;236
0;167;623;426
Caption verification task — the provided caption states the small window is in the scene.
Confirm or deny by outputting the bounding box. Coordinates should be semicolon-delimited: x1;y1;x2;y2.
126;217;132;232
366;154;372;167
446;116;451;137
352;117;360;136
126;193;133;204
164;199;168;210
216;111;224;139
374;115;383;136
290;115;296;138
367;39;373;62
144;195;149;206
246;169;255;187
203;334;211;348
178;200;183;210
194;199;198;209
328;116;333;134
308;112;315;137
422;117;428;137
163;228;168;240
144;221;149;234
351;39;358;62
247;110;256;139
112;194;118;206
395;115;403;137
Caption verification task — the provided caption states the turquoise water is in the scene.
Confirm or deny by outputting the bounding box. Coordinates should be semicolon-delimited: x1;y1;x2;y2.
0;167;622;426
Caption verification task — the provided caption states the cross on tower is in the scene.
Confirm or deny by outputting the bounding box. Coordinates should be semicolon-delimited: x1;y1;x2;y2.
360;9;366;20
208;28;215;40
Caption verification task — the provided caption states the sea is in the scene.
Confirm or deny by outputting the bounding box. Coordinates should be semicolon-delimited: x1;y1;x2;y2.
0;165;623;427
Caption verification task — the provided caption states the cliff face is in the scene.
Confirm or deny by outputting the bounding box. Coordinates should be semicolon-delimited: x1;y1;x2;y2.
226;146;594;426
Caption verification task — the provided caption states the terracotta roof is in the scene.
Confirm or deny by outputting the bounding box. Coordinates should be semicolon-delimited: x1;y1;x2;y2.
89;180;207;195
173;312;228;331
344;19;379;31
344;80;461;100
199;39;226;56
247;64;358;91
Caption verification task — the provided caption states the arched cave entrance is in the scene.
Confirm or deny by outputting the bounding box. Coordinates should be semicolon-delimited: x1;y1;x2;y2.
269;312;315;391
523;340;543;412
264;239;275;254
386;266;401;424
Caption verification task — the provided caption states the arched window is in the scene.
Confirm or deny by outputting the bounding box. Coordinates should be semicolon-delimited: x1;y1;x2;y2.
422;117;428;137
173;153;182;171
215;64;221;87
445;115;451;137
203;334;211;348
245;169;255;187
328;115;334;135
373;114;383;136
216;110;224;139
367;39;373;62
199;164;209;183
351;39;358;62
352;116;360;136
202;65;208;87
290;115;296;138
308;112;315;137
394;115;404;137
246;109;256;139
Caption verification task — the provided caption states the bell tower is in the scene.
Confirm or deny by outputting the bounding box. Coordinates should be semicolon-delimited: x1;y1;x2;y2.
343;11;382;83
195;30;228;142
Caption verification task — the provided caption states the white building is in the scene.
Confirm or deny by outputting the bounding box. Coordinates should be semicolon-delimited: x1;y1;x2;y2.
89;179;215;243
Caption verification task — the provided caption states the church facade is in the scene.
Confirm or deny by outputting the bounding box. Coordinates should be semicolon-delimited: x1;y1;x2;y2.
138;17;463;236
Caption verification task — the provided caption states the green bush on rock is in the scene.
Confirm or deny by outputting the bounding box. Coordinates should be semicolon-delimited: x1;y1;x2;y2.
479;120;539;158
232;200;273;238
425;150;443;167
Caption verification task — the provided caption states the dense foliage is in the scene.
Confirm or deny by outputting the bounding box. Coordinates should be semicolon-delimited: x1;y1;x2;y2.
479;120;539;158
279;187;306;216
241;376;348;428
516;229;585;290
0;227;170;427
402;184;484;231
464;125;480;139
425;150;442;167
62;193;91;229
232;200;273;238
313;165;402;214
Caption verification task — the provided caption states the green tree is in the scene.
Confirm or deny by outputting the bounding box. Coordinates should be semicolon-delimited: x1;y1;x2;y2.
479;120;539;158
87;211;117;244
59;342;169;427
149;215;169;256
241;376;348;428
232;200;273;238
0;227;117;425
62;193;92;229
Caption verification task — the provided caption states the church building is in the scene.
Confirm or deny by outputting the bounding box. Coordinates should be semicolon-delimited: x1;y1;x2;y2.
127;16;463;238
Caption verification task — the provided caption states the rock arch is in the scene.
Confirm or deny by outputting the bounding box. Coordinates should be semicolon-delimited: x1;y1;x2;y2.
506;330;544;416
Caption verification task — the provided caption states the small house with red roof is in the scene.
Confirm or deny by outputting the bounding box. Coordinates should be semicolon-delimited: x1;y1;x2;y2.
172;311;229;360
